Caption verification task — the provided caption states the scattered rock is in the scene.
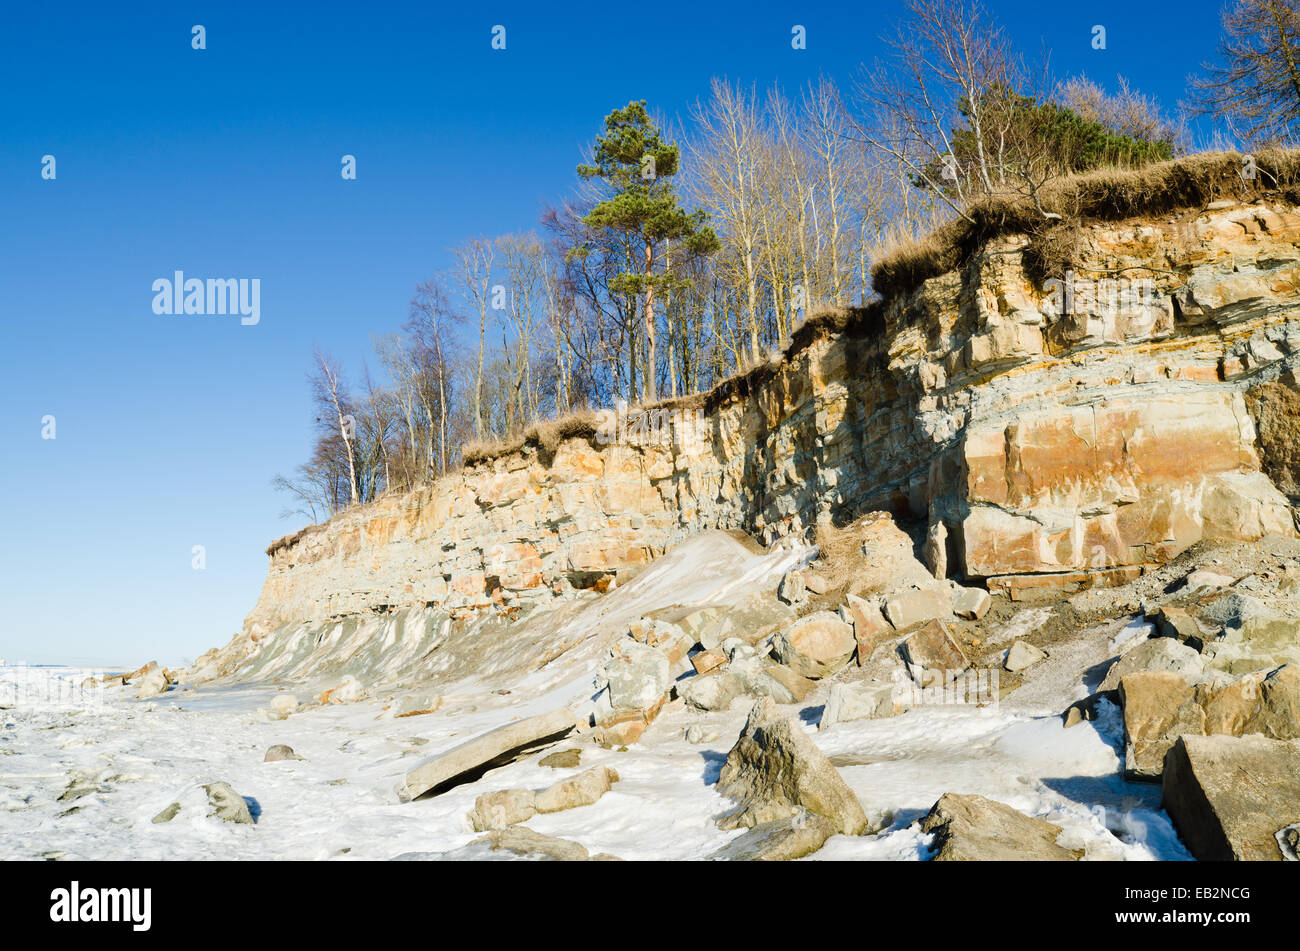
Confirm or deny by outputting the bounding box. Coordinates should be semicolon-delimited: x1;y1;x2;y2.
535;765;619;814
680;671;743;712
770;611;856;679
898;619;970;685
846;594;892;665
135;665;169;700
952;586;992;621
397;707;576;802
269;694;298;716
1120;664;1300;777
468;827;595;861
1151;606;1209;651
263;744;301;763
318;675;362;704
1162;734;1300;860
716;697;869;836
690;648;727;676
595;640;672;726
394;694;442;718
920;793;1082;861
538;749;581;769
685;725;719;744
468;788;538;832
883;586;951;631
803;572;830;596
151;802;181;824
702;591;797;650
1099;637;1205;692
709;812;839;861
1185;569;1236;592
729;656;816;704
820;680;910;729
777;570;806;605
1004;640;1047;672
203;782;254;824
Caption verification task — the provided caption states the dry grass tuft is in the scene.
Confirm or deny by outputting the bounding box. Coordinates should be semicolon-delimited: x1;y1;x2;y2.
871;149;1300;298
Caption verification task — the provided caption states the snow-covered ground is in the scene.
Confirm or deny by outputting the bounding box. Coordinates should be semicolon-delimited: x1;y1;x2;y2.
0;660;1192;860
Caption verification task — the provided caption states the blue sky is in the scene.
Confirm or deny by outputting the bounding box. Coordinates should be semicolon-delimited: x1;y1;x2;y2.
0;1;1228;666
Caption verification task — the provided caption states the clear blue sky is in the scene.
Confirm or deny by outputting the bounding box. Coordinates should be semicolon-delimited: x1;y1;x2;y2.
0;0;1227;666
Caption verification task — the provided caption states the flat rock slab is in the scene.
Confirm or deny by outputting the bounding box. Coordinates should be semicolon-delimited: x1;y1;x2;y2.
1162;734;1300;861
920;793;1082;861
397;707;575;802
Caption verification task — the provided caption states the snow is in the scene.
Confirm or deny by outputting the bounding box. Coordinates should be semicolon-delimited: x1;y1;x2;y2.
0;533;1193;861
0;664;1191;861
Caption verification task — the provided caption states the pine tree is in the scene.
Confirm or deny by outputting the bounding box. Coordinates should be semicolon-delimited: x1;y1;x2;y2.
578;101;719;403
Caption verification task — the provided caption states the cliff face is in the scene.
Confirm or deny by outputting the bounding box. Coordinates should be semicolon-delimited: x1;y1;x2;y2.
230;200;1300;667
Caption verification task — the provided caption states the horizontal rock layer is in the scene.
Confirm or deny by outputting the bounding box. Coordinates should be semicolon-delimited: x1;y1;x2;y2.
237;202;1300;650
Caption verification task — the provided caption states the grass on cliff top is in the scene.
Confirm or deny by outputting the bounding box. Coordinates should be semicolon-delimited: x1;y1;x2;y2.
871;148;1300;298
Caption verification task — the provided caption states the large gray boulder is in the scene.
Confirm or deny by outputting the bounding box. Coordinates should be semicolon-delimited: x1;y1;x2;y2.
397;707;575;802
716;697;868;836
1163;734;1300;860
920;793;1081;861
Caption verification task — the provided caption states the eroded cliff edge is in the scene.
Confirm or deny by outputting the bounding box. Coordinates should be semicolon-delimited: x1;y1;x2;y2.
210;197;1300;678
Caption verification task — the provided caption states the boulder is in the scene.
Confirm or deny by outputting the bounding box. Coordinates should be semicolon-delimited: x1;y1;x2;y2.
135;666;169;700
709;813;839;861
690;648;727;676
952;586;992;620
685;725;719;744
640;604;724;648
729;656;816;704
466;827;598;861
595;640;671;726
898;619;970;686
269;694;298;716
538;749;581;769
1184;569;1235;592
397;707;576;802
680;671;744;712
1120;664;1300;777
701;593;797;650
263;744;301;763
1151;606;1209;651
803;572;830;596
203;782;254;824
1100;637;1205;692
846;594;892;664
469;788;538;832
820;681;910;730
883;587;952;631
1119;671;1206;778
1162;734;1300;860
1195;592;1300;674
770;611;857;679
716;698;868;836
920;793;1082;861
535;765;619;814
1004;640;1047;672
394;693;442;718
777;571;806;605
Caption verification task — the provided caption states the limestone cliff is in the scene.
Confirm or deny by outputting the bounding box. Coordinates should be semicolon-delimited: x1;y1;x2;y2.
209;198;1300;680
